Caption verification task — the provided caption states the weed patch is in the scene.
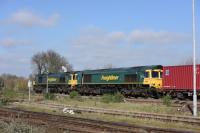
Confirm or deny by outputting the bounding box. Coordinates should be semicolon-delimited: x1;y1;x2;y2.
101;93;124;103
0;120;45;133
69;91;82;101
0;97;9;106
2;88;17;99
44;93;56;100
162;95;172;106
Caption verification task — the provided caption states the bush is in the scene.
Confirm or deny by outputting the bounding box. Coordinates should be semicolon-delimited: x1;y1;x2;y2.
162;95;172;106
69;91;82;101
0;97;9;106
112;92;124;103
0;88;17;106
101;93;124;103
101;94;113;103
0;97;9;107
44;93;55;100
2;88;17;99
0;120;45;133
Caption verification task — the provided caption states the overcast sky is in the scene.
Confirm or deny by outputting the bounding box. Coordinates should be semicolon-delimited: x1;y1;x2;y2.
0;0;200;77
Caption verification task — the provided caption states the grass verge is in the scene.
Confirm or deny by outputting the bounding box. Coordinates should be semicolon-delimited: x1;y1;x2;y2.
12;103;200;132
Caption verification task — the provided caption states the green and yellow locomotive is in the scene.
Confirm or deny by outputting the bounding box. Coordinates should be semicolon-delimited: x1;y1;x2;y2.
33;65;163;97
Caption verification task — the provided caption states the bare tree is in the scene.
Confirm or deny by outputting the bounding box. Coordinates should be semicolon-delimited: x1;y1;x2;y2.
103;63;114;69
182;56;200;65
31;51;46;74
31;50;73;74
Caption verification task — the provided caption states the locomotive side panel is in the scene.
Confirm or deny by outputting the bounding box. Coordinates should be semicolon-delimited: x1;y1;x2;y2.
81;66;155;85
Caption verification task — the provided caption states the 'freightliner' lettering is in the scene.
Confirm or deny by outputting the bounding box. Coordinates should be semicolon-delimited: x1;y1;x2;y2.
101;75;119;81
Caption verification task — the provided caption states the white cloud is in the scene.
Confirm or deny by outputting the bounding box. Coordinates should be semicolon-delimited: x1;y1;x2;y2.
107;32;126;43
72;28;126;48
128;30;191;44
67;27;192;70
72;28;191;47
1;10;60;27
0;38;32;47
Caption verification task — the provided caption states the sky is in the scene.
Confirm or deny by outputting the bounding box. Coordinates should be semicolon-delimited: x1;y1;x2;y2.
0;0;200;77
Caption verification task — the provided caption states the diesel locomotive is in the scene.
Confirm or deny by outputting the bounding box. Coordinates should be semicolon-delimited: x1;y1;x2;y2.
33;65;163;98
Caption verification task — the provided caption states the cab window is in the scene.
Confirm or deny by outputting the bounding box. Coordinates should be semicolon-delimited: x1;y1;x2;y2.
152;71;159;78
144;72;149;78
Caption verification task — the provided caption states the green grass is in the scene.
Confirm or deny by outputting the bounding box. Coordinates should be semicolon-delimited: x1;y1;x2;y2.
1;88;18;99
76;112;200;132
162;95;172;106
69;91;82;101
0;97;9;106
101;93;124;103
43;93;56;100
50;95;191;116
13;93;198;116
12;103;200;132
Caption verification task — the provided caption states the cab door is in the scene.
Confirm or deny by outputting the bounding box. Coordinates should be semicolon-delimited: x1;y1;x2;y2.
143;69;152;86
151;69;162;89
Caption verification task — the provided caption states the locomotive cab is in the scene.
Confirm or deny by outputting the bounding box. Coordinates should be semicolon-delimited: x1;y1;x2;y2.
143;69;162;89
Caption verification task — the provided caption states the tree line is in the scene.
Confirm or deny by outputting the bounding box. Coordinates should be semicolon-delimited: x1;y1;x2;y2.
0;74;27;91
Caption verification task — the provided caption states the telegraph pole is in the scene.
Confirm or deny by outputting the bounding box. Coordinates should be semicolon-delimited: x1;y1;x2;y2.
192;0;197;117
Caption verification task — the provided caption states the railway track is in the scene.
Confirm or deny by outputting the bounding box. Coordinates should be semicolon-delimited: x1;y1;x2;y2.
0;107;197;133
24;102;200;126
125;98;200;110
125;98;200;105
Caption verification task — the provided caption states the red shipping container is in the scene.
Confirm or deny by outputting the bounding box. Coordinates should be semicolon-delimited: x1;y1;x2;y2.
162;65;200;91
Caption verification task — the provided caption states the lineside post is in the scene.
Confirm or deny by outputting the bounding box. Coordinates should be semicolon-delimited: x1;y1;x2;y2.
28;80;32;102
192;0;197;117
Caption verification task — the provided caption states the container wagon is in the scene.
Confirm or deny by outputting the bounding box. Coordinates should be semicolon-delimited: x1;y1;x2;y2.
162;65;200;98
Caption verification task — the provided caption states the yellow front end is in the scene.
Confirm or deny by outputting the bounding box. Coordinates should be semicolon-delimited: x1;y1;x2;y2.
68;74;78;88
143;69;162;89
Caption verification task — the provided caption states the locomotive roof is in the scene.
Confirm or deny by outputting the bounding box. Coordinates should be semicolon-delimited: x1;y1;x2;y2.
80;65;162;74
